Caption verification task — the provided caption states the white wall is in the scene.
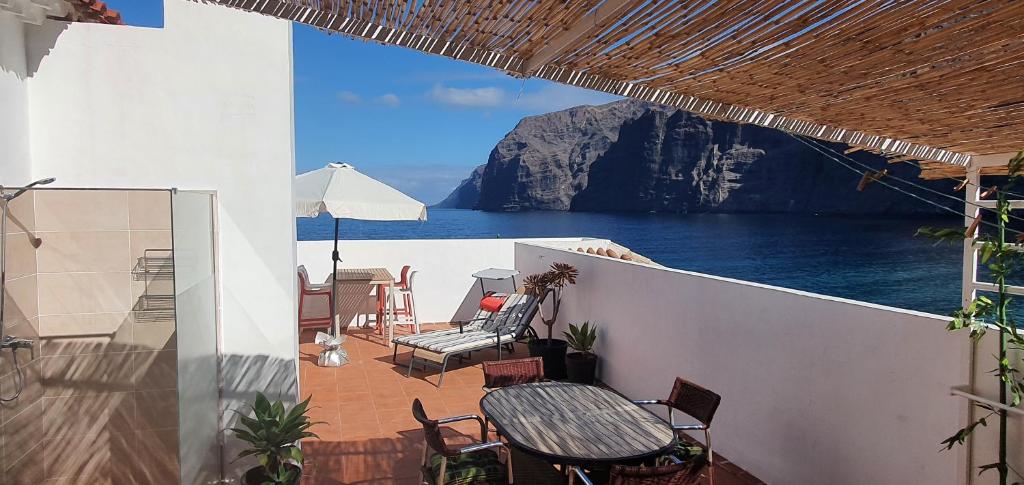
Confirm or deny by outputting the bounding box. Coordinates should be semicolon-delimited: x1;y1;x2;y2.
0;13;31;182
20;0;297;474
515;243;971;485
297;238;602;323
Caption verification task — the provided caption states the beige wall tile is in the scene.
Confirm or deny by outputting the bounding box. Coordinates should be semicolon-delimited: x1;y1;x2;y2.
42;429;134;482
0;359;42;425
3;190;35;235
3;275;37;326
133;320;176;351
131;429;180;485
127;191;171;231
0;317;40;376
4;445;45;485
134;389;178;431
42;392;135;440
133;350;177;391
128;230;172;267
38;313;133;356
42;353;134;397
36;231;130;273
34;190;128;232
1;399;42;469
3;232;38;279
37;273;131;315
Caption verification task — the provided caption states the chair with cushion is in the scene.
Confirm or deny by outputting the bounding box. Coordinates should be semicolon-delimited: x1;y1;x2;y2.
412;398;512;485
633;378;721;485
568;455;707;485
297;266;334;332
482;357;544;391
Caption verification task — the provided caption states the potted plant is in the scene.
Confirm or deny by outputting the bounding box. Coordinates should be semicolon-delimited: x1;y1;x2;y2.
231;393;321;485
525;262;578;379
564;321;598;384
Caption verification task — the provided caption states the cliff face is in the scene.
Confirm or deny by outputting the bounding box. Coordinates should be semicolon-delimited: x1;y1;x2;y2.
446;99;958;214
435;165;484;209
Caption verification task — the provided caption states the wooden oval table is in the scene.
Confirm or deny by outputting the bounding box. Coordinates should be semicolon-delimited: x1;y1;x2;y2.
479;381;677;466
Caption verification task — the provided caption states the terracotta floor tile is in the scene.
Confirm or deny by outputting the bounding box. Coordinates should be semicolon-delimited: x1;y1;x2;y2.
297;327;765;485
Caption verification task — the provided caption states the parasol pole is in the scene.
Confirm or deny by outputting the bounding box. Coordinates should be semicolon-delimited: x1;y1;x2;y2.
331;217;340;336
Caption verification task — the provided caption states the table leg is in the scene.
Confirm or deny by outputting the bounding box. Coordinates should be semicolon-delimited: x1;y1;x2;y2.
387;281;396;347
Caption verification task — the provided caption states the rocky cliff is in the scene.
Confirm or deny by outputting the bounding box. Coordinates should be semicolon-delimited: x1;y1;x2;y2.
440;99;958;214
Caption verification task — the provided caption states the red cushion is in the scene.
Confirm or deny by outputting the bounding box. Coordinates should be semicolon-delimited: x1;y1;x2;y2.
479;295;507;312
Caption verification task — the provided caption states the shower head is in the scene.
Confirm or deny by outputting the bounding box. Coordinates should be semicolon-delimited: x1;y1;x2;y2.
2;177;56;201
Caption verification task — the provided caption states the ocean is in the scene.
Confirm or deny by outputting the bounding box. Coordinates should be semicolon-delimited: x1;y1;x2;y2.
297;209;963;316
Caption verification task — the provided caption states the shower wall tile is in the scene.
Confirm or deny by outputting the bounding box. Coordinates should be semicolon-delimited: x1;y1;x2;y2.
3;190;35;234
1;399;42;470
0;317;40;376
132;320;176;351
34;190;128;232
38;313;133;356
42;352;135;397
2;274;37;326
41;429;135;482
0;358;42;424
127;191;171;231
37;272;132;315
4;232;37;279
132;350;177;391
131;428;180;485
42;392;135;439
128;230;172;265
36;231;131;273
134;389;178;431
4;449;46;485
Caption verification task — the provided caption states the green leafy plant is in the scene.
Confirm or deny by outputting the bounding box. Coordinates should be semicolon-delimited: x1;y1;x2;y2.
230;393;321;485
564;321;597;354
524;262;579;344
916;151;1024;485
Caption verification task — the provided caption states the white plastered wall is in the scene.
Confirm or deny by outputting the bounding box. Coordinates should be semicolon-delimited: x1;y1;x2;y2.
516;242;972;485
0;13;31;182
19;0;298;473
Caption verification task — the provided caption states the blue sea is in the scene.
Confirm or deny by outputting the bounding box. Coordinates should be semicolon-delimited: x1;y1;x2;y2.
298;209;963;316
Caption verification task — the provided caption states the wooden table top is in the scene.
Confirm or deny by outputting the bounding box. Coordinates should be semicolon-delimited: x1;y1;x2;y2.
331;267;394;285
479;381;676;465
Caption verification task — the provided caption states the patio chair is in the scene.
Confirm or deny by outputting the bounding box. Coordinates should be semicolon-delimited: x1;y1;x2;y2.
392;289;548;387
482;357;544;391
391;269;420;334
633;378;721;485
568;454;707;485
297;266;333;332
412;398;512;485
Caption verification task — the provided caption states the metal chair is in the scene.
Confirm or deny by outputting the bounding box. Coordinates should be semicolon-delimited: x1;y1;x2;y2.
412;398;512;485
634;377;721;485
482;357;544;391
297;266;333;332
568;455;706;485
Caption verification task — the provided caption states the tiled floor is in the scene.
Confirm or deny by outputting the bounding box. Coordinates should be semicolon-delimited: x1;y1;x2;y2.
298;326;764;485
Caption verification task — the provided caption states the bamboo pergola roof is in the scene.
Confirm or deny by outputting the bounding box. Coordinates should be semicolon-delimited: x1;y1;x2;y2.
203;0;1024;169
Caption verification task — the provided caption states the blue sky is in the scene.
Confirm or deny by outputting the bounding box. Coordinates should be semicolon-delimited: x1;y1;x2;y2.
105;1;619;204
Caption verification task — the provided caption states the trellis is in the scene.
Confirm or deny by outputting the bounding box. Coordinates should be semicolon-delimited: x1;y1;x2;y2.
200;0;1024;168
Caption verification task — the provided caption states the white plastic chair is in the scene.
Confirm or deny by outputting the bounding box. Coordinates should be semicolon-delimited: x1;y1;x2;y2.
391;270;419;334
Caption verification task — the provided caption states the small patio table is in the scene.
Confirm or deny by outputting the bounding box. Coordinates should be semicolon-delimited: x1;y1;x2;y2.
479;381;676;467
331;267;397;346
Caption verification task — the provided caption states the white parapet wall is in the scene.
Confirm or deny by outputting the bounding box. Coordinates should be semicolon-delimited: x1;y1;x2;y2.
515;242;972;485
297;238;606;323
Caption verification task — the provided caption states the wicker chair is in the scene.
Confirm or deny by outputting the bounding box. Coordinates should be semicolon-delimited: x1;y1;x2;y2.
412;399;512;485
569;455;707;485
482;357;545;391
634;378;721;485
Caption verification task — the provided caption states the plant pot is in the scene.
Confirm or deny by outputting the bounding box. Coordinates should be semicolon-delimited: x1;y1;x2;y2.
565;352;598;384
528;338;568;380
243;464;302;485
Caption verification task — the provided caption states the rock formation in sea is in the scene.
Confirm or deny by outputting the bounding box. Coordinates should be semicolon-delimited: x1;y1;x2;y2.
439;99;960;214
